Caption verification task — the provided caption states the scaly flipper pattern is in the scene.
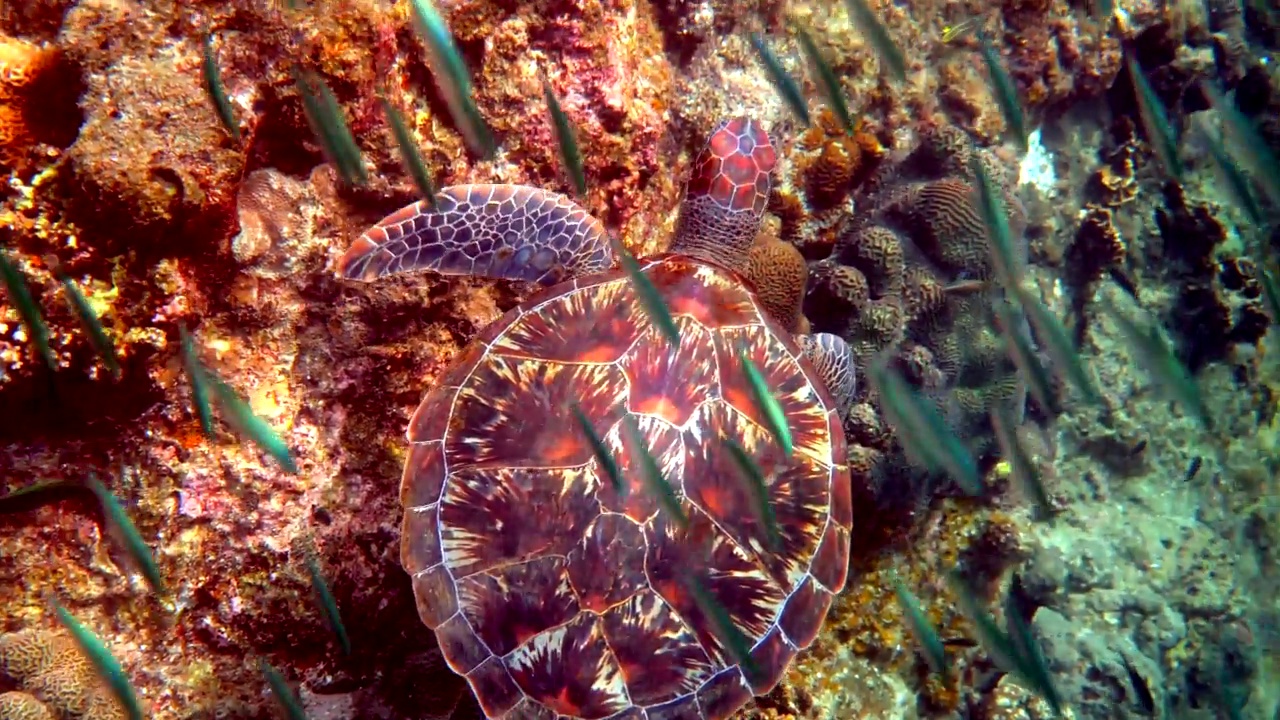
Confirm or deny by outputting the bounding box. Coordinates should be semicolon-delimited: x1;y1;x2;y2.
670;117;777;273
337;185;613;286
798;332;856;417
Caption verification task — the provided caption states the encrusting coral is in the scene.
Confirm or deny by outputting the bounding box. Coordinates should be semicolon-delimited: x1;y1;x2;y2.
0;691;55;720
0;630;124;720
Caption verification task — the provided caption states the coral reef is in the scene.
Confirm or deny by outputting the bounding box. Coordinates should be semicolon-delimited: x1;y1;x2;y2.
0;629;124;720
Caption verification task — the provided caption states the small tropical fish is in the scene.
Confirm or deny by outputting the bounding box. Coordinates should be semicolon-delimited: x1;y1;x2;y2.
749;33;811;128
871;359;982;496
378;93;438;207
1194;114;1265;227
304;550;351;656
57;273;121;379
201;34;241;143
206;371;300;474
890;574;948;675
942;17;981;44
408;0;496;160
1120;653;1156;716
614;240;680;348
0;478;96;517
293;69;367;187
179;326;215;439
947;571;1063;716
1102;301;1211;431
50;600;144;720
622;415;687;527
738;347;794;456
722;439;781;551
1202;81;1280;209
0;249;56;373
571;403;625;497
685;573;762;684
971;155;1023;290
87;474;164;595
1184;455;1202;481
974;32;1028;154
1125;54;1183;182
1012;286;1104;408
993;299;1057;416
842;0;908;82
261;661;309;720
794;26;855;136
539;69;587;198
989;403;1054;521
1259;265;1280;325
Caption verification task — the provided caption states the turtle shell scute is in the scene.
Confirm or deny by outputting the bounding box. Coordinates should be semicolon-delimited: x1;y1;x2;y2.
399;255;851;720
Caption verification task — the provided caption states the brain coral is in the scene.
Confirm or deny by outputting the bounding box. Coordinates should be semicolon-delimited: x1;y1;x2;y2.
803;123;1027;515
0;629;125;720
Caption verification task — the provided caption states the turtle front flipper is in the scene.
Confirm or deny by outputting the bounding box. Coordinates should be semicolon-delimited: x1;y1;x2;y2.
338;184;614;286
670;117;777;273
799;332;856;417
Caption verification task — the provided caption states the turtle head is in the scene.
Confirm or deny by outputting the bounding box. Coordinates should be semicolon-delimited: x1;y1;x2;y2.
669;117;776;274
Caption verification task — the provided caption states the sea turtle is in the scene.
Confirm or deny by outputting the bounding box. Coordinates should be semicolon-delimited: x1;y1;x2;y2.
338;117;856;720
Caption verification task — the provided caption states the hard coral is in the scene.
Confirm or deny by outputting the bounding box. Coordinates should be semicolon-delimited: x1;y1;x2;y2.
0;33;78;171
0;692;54;720
805;124;1026;494
0;630;125;720
746;233;811;335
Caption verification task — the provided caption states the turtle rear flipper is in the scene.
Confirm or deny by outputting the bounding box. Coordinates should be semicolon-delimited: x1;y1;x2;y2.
338;184;614;286
799;332;856;417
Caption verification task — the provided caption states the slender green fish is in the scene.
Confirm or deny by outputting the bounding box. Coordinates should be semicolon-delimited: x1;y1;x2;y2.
294;69;367;187
614;239;681;348
87;474;164;595
890;573;949;675
408;0;497;159
871;359;982;496
0;249;56;373
749;33;811;128
993;298;1058;416
974;31;1027;154
1201;80;1280;210
50;600;144;720
971;154;1023;290
722;438;781;551
1259;265;1280;325
572;402;626;497
379;94;438;207
622;415;687;527
1194;114;1264;227
794;26;855;136
1100;300;1211;431
842;0;908;82
540;70;587;198
1125;54;1182;182
989;402;1054;521
201;34;241;143
179;325;215;439
685;573;762;684
261;661;309;720
58;273;121;379
1011;286;1103;408
0;478;97;517
207;371;300;474
947;571;1063;716
304;550;351;656
738;346;794;456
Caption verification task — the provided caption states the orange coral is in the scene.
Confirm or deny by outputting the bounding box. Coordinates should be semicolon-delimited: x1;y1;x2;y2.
0;33;72;170
0;691;54;720
745;235;810;334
